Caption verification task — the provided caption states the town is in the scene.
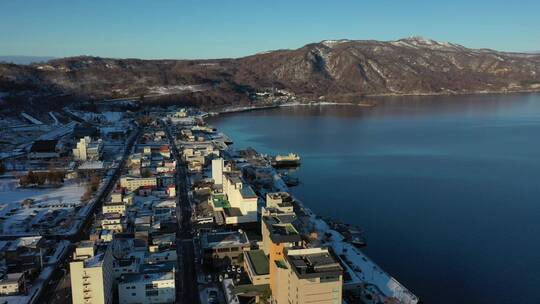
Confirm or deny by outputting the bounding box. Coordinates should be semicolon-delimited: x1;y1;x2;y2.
0;106;418;304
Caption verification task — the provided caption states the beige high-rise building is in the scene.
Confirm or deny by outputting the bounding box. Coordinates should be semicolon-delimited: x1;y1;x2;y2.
70;241;114;304
272;247;343;304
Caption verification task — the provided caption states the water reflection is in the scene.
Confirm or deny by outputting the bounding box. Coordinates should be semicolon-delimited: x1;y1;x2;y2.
209;93;540;304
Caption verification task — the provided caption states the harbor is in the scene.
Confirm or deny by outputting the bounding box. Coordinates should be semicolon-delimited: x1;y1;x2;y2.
202;111;419;304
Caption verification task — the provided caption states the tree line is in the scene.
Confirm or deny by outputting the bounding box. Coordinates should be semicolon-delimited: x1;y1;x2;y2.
19;170;66;187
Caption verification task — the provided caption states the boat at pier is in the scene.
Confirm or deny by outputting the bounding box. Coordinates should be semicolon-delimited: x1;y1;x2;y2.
271;153;300;167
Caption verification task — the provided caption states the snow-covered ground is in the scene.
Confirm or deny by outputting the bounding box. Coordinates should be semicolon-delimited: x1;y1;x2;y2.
38;122;76;140
0;179;85;204
0;179;87;236
148;84;208;95
67;110;125;123
21;112;44;125
48;112;60;125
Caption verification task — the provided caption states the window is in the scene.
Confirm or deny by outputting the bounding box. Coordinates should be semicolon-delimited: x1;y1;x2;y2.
146;290;159;297
131;293;136;296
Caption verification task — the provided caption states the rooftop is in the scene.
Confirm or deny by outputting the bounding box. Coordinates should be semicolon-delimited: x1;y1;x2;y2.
263;214;301;244
212;194;230;208
225;174;242;185
201;230;249;249
30;139;58;153
267;192;293;203
0;272;25;283
286;248;342;279
240;184;257;199
139;261;177;273
8;236;43;250
78;240;95;248
120;271;174;284
84;251;106;268
244;250;269;276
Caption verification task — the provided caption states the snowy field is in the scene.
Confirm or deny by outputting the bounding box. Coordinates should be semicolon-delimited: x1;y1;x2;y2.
0;178;87;236
0;178;85;204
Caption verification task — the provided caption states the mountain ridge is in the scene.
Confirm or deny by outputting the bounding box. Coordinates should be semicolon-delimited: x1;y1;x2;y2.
1;37;539;113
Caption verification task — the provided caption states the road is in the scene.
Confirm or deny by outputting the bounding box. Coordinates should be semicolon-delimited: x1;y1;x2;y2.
161;119;199;304
40;127;141;304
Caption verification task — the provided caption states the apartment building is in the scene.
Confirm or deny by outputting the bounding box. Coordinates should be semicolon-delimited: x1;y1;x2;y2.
4;237;45;276
243;249;270;285
272;248;343;304
201;230;250;266
118;271;176;304
101;213;124;232
70;241;114;304
261;213;302;256
221;173;258;224
211;158;224;186
102;202;126;216
120;176;157;191
111;191;123;203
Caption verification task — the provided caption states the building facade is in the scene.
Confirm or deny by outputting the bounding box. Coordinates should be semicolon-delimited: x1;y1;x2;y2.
73;136;103;161
120;176;157;191
118;271;176;304
271;248;343;304
70;241;114;304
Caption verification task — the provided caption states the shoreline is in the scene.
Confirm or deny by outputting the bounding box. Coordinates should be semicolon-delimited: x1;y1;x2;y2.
207;89;540;117
208;119;419;303
365;88;540;97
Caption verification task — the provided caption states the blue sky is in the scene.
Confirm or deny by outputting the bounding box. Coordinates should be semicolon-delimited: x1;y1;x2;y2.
0;0;538;59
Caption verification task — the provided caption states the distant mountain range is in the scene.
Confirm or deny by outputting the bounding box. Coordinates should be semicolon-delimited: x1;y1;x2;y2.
1;37;539;113
0;56;55;65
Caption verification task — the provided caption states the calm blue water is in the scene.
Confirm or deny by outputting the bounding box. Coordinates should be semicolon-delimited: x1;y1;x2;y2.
209;94;540;304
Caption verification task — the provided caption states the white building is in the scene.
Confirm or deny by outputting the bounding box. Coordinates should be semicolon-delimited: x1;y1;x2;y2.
70;241;114;304
101;213;124;232
73;136;103;161
265;192;294;214
212;158;224;186
0;272;26;296
118;271;176;304
111;191;123;203
102;202;126;216
221;173;258;224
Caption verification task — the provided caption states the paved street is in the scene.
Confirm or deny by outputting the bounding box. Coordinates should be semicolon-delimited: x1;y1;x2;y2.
162;119;199;304
40;127;140;304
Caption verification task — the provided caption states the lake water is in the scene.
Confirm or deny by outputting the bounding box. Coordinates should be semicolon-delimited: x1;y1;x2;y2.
208;94;540;304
